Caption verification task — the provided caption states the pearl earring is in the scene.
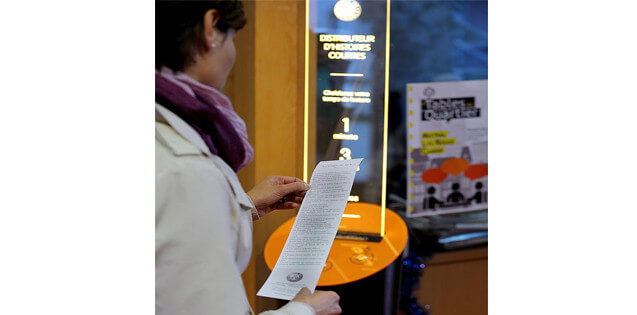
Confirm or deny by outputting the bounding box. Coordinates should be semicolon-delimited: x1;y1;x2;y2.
211;43;217;48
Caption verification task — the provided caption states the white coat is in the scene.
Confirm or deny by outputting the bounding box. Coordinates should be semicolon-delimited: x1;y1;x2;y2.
155;104;314;315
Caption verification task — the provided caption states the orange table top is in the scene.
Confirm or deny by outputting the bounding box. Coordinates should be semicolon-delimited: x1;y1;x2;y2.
264;205;408;286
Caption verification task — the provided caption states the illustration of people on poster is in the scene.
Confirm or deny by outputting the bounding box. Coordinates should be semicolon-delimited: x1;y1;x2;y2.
406;80;487;217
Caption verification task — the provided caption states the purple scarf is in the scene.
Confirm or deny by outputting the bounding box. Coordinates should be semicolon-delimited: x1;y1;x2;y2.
156;73;246;172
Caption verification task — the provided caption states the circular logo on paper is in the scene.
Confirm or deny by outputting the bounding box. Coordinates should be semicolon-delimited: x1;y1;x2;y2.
286;272;303;282
334;0;362;22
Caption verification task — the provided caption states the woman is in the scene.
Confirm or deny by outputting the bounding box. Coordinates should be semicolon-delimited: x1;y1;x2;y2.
155;1;341;314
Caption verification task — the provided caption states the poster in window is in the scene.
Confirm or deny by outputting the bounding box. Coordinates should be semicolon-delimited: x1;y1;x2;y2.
406;80;487;217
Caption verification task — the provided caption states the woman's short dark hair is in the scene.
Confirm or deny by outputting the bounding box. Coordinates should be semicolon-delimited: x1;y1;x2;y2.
156;0;246;71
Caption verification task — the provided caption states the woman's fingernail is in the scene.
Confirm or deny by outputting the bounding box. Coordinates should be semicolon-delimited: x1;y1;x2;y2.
305;184;311;189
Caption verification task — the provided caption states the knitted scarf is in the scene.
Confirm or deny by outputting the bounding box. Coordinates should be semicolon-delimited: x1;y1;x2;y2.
155;73;247;172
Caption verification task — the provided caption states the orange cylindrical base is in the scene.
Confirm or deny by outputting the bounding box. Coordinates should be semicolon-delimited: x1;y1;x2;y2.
264;207;408;286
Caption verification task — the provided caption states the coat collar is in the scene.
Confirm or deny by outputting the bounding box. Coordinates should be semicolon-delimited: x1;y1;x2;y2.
155;103;257;217
156;103;212;157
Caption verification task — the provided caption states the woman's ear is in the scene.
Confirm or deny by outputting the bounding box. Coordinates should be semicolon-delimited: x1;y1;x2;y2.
203;9;220;49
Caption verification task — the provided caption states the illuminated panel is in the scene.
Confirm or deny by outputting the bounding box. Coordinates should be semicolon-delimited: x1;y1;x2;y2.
305;0;391;239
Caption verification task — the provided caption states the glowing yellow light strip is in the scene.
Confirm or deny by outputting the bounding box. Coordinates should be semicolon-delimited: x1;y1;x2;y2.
303;0;309;183
342;214;361;219
380;0;391;237
329;73;364;77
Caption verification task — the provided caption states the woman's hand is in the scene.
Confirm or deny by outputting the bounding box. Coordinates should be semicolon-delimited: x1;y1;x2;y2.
247;176;310;217
292;287;341;315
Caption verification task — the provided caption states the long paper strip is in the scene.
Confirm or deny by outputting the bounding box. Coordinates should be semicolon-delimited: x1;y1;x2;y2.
257;158;363;300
